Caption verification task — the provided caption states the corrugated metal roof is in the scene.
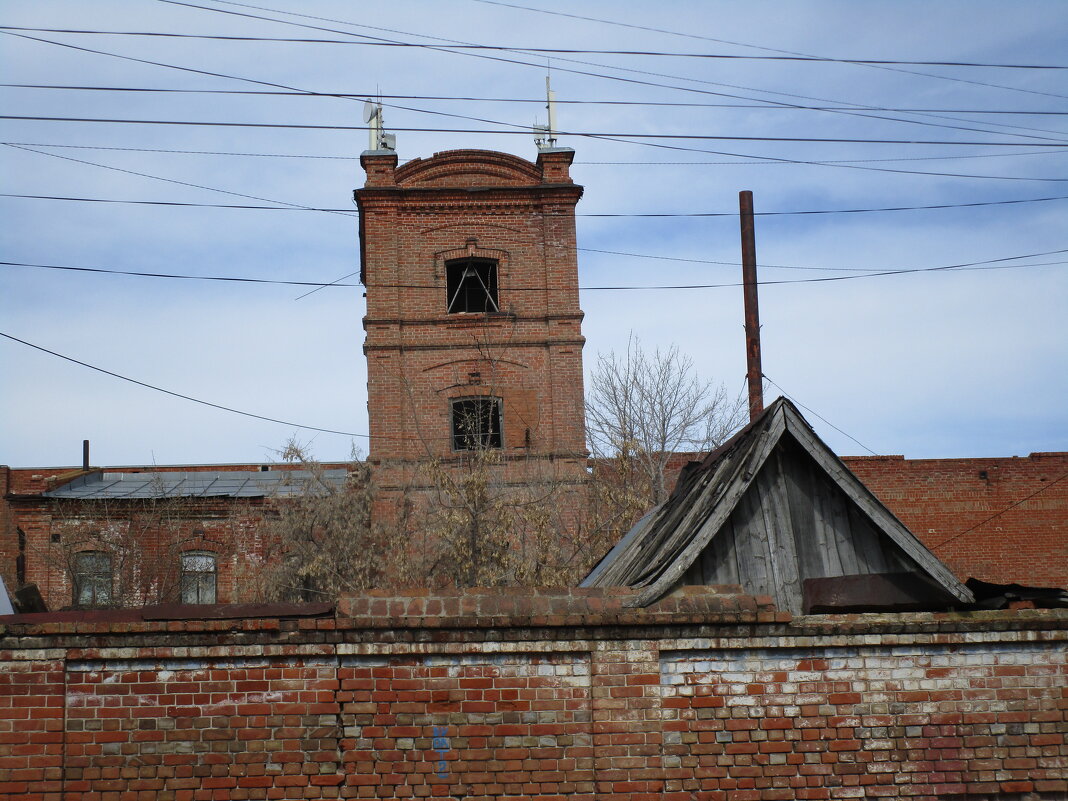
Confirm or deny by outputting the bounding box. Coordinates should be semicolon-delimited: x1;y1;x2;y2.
42;469;349;499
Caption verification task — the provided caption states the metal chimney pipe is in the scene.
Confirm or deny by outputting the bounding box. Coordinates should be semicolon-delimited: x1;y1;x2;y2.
82;439;90;471
739;190;763;421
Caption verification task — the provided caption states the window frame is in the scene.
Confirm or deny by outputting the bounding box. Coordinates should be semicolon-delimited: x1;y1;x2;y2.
180;551;218;605
451;396;504;451
445;258;499;314
73;551;113;608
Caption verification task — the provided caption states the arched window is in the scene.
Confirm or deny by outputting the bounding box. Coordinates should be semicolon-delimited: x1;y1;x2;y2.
73;551;112;607
180;551;217;604
446;258;499;313
451;397;503;450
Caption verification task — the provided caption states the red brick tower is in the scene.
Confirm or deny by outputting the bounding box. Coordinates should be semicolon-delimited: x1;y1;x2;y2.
356;146;587;490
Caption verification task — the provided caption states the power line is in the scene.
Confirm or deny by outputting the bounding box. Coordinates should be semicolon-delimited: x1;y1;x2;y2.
7;28;1065;166
1;140;361;160
8;138;1068;184
11;6;1063;148
6;86;1067;116
760;374;877;455
470;0;1068;101
4;25;1066;69
582;150;1068;163
580;196;1068;216
6;140;1066;172
8;114;1064;146
1;260;359;287
2;143;356;217
0;193;356;214
5;251;1062;291
574;247;1068;272
155;0;1067;141
4;192;1066;217
10;246;1067;281
0;330;368;440
929;472;1068;552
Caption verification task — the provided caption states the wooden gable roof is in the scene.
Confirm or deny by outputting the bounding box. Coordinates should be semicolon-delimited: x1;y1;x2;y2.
582;397;974;612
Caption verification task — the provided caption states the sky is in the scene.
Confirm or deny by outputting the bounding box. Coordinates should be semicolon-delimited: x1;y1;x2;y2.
2;0;1066;468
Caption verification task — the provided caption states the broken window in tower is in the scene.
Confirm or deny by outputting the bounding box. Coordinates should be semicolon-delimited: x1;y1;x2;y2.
451;397;503;450
446;258;499;313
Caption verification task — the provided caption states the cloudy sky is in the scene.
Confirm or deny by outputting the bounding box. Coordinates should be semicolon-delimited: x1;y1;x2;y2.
2;0;1066;468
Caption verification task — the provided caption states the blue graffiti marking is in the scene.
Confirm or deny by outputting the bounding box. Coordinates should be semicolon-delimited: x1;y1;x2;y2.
432;725;450;778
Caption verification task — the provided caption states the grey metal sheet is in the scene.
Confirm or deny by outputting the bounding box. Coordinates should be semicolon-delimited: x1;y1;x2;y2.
43;469;349;499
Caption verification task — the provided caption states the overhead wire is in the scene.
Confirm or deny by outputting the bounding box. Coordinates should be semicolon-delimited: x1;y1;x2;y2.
0;330;369;440
929;473;1068;551
6;85;1068;116
7;114;1064;146
5;140;1067;184
4;249;1064;291
3;26;1066;69
760;375;877;456
2;143;356;217
154;0;1067;141
470;0;1068;101
4;191;1066;217
7;30;1067;173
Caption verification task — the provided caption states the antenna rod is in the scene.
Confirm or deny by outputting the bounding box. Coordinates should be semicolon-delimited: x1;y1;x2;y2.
545;75;557;147
740;190;764;421
368;106;380;151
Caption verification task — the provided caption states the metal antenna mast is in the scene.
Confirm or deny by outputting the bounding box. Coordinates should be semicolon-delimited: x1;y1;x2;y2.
533;74;558;150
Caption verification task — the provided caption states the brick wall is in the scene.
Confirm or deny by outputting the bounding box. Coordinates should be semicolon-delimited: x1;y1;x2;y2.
1;587;1065;800
1;463;349;610
842;453;1068;588
356;149;587;479
661;451;1068;589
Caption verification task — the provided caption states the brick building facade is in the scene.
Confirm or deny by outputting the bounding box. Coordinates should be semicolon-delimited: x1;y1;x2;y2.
0;462;349;611
3;449;1066;611
842;452;1068;589
355;147;587;490
2;586;1066;800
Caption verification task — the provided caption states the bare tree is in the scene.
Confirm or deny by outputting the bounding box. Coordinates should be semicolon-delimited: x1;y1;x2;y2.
586;335;746;506
403;444;595;588
244;440;384;602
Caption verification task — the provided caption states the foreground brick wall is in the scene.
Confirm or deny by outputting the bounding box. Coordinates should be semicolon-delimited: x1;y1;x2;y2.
1;587;1065;800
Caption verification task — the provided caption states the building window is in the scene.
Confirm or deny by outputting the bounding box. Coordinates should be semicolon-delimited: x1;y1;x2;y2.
180;552;217;604
73;551;112;607
451;397;503;450
446;258;499;313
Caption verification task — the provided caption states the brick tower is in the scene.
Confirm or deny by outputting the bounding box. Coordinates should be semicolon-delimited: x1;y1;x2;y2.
355;146;587;491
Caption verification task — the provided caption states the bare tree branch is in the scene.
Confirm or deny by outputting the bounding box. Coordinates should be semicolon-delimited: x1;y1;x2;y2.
586;334;746;505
